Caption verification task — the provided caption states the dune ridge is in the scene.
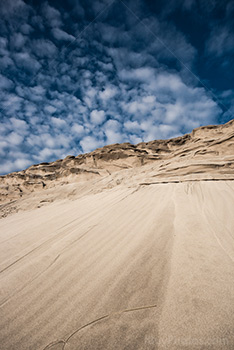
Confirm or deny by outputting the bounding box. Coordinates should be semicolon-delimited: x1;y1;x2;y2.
1;119;234;218
0;119;234;349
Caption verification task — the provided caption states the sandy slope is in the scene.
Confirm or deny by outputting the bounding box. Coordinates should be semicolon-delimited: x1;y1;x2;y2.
0;180;234;349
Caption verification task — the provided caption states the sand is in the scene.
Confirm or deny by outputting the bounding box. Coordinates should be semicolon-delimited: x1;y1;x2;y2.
0;120;234;349
0;181;234;349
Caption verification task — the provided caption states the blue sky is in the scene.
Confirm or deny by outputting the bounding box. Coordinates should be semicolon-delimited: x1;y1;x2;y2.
0;0;233;174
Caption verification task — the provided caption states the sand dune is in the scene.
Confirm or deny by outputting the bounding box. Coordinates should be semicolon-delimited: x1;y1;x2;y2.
0;120;234;349
1;118;234;217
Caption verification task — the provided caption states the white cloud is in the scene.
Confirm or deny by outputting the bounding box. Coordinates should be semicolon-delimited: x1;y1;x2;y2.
84;87;97;108
0;75;14;90
129;134;142;144
14;158;31;170
142;95;156;104
99;86;117;100
122;95;156;116
154;73;184;91
0;56;14;69
37;147;62;161
165;102;185;123
32;39;57;58
2;93;23;114
7;132;24;145
14;52;41;72
51;117;67;127
52;28;75;41
31;85;46;95
72;123;84;135
104;119;124;144
26;132;70;150
44;105;57;114
0;37;9;56
15;85;47;103
10;118;29;133
10;33;26;50
20;23;33;35
124;120;141;133
24;103;37;117
105;129;123;144
41;2;62;28
80;136;103;153
0;0;29;16
119;67;155;82
0;158;31;175
90;110;106;125
0;37;7;49
206;27;234;57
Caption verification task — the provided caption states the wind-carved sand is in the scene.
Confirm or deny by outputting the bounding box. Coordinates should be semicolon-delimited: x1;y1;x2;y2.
0;119;234;349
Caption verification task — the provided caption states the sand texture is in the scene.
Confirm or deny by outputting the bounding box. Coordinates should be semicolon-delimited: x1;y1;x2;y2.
0;120;234;349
